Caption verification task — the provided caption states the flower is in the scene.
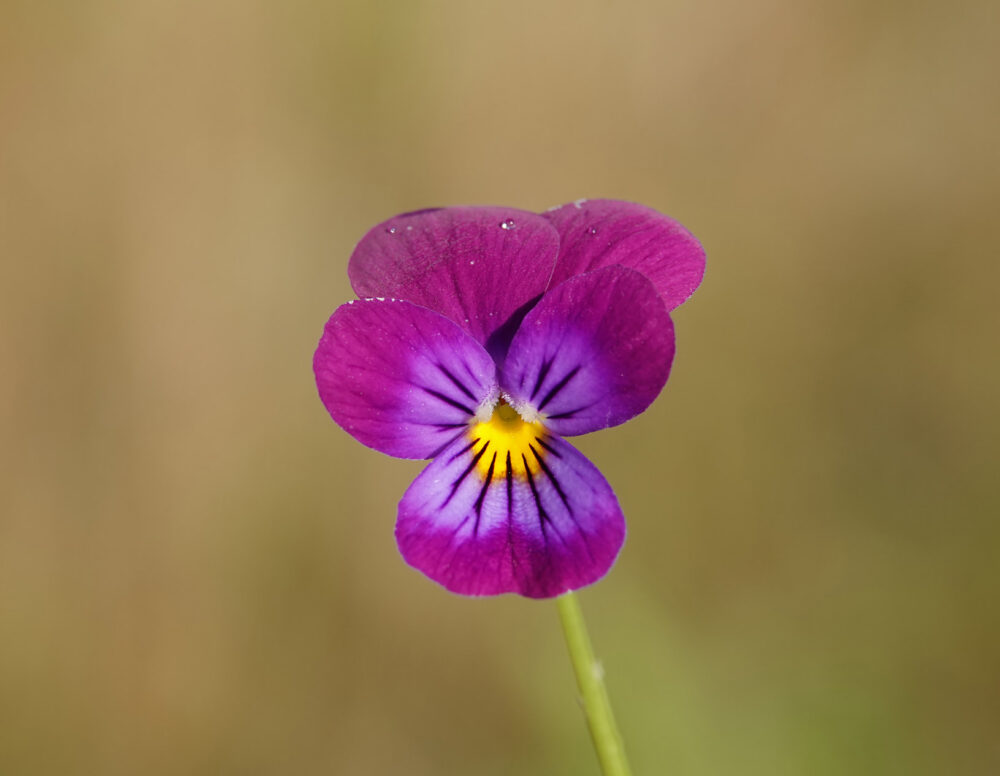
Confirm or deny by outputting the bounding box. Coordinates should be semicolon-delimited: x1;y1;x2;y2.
314;199;705;598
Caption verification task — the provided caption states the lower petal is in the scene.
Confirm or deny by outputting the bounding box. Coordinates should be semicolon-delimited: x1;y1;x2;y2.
395;432;625;598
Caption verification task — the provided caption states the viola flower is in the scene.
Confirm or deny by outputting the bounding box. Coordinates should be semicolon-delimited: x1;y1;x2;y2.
314;200;704;598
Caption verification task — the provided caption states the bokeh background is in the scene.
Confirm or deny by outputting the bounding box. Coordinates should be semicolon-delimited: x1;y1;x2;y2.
2;1;998;773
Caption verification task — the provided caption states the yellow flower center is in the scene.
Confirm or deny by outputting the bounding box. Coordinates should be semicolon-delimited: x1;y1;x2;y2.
469;400;548;479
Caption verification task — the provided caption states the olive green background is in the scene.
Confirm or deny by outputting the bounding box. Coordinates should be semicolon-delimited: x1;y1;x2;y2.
2;1;997;774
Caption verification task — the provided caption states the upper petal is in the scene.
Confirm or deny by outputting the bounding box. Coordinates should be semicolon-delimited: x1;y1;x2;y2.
395;432;625;598
348;207;561;357
543;199;705;311
501;265;674;436
314;298;498;459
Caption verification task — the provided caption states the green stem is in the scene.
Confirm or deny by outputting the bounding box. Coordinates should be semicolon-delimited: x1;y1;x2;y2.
556;592;632;776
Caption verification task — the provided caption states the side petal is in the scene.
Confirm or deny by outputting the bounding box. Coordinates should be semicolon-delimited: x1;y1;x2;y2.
543;199;705;311
313;299;498;459
501;265;674;437
396;433;625;598
348;207;560;357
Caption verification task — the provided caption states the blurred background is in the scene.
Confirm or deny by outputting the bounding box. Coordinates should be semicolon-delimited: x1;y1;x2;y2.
2;0;998;773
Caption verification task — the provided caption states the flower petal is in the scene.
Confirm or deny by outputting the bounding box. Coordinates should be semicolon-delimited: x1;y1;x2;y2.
396;433;625;598
348;207;561;357
501;265;674;436
314;299;497;459
543;199;705;311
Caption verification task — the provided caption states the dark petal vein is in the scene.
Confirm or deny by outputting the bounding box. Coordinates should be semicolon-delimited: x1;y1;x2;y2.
448;437;479;463
442;441;489;508
522;453;550;539
421;386;474;416
530;444;572;514
427;430;466;460
473;452;497;536
531;357;555;400
545;408;584;420
529;444;594;563
505;451;513;519
436;363;478;403
533;436;561;458
537;366;581;411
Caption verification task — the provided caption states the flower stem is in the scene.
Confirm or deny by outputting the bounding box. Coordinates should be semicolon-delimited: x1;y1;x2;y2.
556;592;632;776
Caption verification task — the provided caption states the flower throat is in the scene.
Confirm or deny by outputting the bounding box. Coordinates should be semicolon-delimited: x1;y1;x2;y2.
468;399;549;479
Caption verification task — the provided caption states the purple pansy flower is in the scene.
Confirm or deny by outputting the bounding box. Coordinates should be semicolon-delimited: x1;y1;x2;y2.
314;199;704;598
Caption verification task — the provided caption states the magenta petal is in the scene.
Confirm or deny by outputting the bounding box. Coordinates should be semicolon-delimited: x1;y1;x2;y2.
396;433;625;598
501;265;674;437
543;199;705;311
314;299;497;459
348;207;561;356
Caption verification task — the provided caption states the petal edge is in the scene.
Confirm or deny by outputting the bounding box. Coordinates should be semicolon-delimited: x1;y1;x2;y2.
543;199;705;311
349;207;561;357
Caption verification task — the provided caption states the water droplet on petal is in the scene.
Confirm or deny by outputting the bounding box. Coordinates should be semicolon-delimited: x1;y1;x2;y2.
500;219;516;230
588;226;598;235
386;226;398;234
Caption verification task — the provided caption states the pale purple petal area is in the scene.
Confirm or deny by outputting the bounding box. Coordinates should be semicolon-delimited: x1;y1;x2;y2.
348;207;561;357
543;199;705;311
501;265;674;437
396;433;625;598
314;299;498;459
